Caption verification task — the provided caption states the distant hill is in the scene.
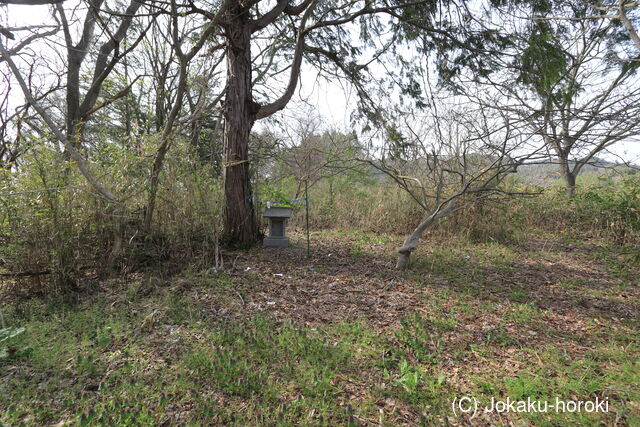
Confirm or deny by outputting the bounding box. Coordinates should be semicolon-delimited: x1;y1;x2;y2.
516;158;637;186
364;156;637;187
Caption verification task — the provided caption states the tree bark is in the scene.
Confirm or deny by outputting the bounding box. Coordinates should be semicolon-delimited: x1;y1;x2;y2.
396;198;458;269
559;157;576;198
222;7;258;246
143;138;170;232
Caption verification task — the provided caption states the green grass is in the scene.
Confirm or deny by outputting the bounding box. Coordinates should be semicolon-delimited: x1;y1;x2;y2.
504;303;543;324
591;246;640;284
1;287;389;425
470;343;640;425
2;292;638;426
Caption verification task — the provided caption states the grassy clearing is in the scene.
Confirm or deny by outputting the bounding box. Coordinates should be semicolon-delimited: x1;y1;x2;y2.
1;232;639;425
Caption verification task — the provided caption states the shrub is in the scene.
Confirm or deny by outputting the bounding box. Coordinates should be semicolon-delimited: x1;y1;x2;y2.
0;136;222;296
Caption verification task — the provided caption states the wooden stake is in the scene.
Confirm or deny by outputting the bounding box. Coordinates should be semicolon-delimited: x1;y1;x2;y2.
305;180;310;258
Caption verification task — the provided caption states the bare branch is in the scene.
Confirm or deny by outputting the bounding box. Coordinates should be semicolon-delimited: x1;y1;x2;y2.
0;38;119;202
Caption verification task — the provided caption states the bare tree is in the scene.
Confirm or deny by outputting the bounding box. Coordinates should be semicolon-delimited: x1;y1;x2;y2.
55;0;146;150
474;2;640;197
142;1;225;231
273;113;362;198
364;96;540;269
0;0;151;201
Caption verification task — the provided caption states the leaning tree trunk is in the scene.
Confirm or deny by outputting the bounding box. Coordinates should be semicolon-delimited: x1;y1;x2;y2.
396;198;459;269
222;9;258;246
396;228;424;270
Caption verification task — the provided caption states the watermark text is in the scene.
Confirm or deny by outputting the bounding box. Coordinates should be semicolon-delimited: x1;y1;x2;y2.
451;396;609;418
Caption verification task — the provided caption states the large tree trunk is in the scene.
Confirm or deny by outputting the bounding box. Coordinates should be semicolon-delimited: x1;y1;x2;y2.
222;8;258;246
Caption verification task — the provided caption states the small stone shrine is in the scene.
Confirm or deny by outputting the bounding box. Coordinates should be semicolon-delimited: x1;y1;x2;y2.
263;206;293;247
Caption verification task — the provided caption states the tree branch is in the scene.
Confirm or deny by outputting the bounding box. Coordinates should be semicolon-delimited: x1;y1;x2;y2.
255;0;318;119
0;38;119;202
